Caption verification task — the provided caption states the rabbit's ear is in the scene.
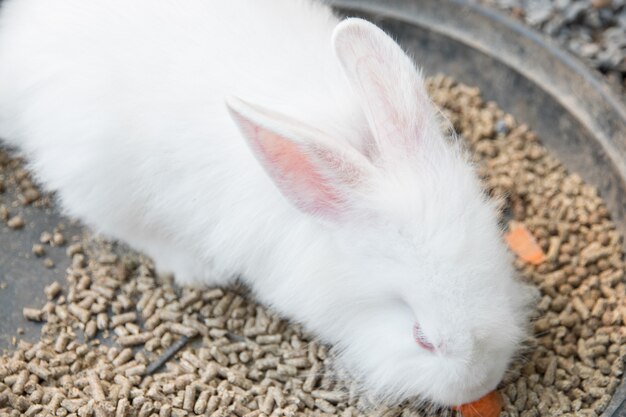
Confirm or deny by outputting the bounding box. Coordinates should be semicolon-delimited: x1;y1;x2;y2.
226;96;375;219
332;18;434;161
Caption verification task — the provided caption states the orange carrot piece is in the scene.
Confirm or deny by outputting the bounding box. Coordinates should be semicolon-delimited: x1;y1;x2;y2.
504;221;546;265
453;390;503;417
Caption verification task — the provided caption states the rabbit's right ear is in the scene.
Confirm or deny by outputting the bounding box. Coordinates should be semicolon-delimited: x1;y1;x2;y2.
226;96;375;220
332;19;434;162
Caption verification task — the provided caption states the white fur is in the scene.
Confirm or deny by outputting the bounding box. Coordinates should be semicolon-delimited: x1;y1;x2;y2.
0;0;535;406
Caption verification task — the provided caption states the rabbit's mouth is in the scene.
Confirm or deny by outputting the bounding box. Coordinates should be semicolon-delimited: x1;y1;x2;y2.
412;322;435;352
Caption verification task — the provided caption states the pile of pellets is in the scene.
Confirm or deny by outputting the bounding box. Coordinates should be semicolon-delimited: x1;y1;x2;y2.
428;75;626;417
0;75;625;417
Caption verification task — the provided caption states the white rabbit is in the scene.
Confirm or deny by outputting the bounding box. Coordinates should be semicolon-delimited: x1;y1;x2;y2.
0;0;535;407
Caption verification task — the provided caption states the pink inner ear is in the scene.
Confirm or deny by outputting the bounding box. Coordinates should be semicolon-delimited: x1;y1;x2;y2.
355;56;427;155
256;128;342;215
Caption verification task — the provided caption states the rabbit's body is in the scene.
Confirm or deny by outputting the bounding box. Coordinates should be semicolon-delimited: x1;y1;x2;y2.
0;0;354;286
0;0;534;407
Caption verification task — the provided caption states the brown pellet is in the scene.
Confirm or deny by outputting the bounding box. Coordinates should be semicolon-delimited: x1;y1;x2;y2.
68;303;90;323
260;393;274;415
66;243;83;257
26;363;49;381
7;216;24;229
124;364;146;377
110;348;132;368
303;362;321;392
85;320;97;339
117;332;152;347
115;398;129;417
53;333;72;353
11;370;28;395
52;232;65;246
314;398;336;414
22;308;43;322
95;312;109;331
87;371;105;402
572;297;590;320
141;288;163;319
43;258;54;268
110;312;137;328
256;334;281;345
31;244;45;257
159;404;172;417
311;390;346;403
44;281;62;300
182;384;196;411
167;323;198;338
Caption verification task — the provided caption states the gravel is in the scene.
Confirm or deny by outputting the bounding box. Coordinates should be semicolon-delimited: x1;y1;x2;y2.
480;0;626;94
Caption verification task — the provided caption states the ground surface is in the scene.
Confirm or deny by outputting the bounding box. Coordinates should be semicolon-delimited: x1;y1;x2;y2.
480;0;625;96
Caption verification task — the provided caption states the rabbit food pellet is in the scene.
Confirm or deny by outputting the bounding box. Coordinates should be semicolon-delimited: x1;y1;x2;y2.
1;75;625;417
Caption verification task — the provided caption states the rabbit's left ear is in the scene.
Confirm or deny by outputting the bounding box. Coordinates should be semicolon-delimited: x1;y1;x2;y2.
332;18;434;161
226;96;375;220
